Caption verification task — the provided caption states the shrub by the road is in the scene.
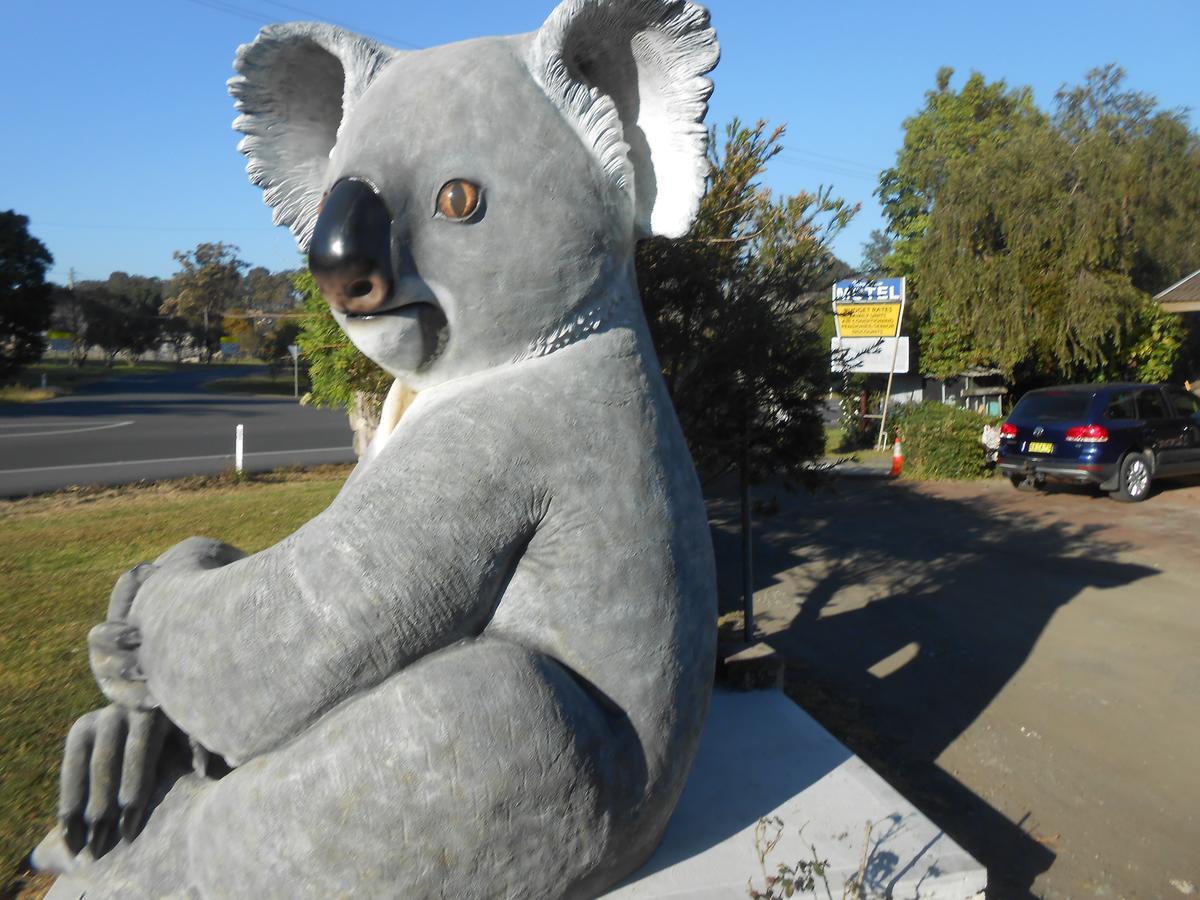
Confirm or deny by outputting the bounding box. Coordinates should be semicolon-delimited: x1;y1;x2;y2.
892;402;997;480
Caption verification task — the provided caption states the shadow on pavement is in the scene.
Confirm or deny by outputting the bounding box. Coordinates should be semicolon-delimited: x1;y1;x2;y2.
707;475;1156;898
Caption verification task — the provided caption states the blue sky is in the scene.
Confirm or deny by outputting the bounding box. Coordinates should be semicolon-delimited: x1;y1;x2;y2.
4;0;1198;286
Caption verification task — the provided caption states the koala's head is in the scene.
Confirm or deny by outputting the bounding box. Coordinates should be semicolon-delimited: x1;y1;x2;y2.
230;0;717;388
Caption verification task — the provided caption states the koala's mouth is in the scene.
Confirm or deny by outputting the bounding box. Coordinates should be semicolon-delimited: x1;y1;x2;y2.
337;300;450;375
344;300;435;322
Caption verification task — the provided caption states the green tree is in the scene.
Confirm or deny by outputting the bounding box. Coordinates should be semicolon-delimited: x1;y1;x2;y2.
221;309;260;359
106;273;163;361
294;269;390;410
49;283;90;366
260;316;302;376
72;274;164;366
241;266;300;311
638;119;856;639
859;229;892;277
162;242;249;362
877;67;1040;285
0;211;54;382
640;120;855;483
881;66;1200;385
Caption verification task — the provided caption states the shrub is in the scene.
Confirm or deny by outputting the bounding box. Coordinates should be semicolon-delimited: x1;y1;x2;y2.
293;269;390;411
891;401;998;480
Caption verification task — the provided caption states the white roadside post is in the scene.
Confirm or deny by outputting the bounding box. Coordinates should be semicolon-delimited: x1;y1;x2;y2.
235;423;244;473
288;344;300;398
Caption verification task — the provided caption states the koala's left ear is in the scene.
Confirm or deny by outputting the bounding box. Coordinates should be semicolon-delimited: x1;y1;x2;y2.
229;23;395;250
529;0;719;239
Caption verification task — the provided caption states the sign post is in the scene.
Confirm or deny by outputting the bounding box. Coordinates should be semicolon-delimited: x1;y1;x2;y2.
876;284;906;450
288;344;300;398
830;277;907;449
235;423;244;473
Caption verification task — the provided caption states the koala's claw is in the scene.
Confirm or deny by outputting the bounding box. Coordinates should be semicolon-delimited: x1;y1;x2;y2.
57;706;169;862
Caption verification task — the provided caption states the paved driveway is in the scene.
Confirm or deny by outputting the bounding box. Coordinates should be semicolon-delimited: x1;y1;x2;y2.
709;473;1200;899
0;367;355;497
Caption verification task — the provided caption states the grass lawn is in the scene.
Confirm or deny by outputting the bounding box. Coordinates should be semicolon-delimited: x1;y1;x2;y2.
204;370;311;397
0;466;351;885
823;427;892;464
0;387;58;404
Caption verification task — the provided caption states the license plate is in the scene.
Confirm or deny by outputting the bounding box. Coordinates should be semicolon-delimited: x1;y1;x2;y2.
1028;441;1054;454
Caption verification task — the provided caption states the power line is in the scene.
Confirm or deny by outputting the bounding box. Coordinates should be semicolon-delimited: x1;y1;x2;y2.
36;222;280;232
777;150;880;179
178;0;423;49
782;147;880;172
256;0;424;48
180;0;269;26
770;156;880;183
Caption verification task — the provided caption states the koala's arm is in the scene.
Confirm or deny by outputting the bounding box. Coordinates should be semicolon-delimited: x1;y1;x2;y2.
126;398;541;765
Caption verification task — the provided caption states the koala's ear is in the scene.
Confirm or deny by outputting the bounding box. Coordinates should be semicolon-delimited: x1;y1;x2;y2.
529;0;719;239
229;23;395;250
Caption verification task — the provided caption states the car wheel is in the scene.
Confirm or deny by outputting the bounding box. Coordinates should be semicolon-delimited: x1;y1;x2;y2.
1111;452;1152;502
1010;474;1040;492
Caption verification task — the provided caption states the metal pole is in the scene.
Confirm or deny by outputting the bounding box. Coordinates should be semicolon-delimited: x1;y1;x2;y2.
876;277;907;450
740;458;754;644
288;344;300;399
235;424;244;473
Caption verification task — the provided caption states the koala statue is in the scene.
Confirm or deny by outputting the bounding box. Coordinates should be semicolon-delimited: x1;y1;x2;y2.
33;0;719;896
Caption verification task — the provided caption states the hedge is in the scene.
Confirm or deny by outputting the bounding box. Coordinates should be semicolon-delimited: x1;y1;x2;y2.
891;402;999;480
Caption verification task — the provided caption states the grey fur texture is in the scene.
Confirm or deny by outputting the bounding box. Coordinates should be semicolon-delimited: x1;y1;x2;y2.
34;1;719;896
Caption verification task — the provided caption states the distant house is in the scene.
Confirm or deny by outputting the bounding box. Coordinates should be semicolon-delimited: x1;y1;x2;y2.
1155;269;1200;313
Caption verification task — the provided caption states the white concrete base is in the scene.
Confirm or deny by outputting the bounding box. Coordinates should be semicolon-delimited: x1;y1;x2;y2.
604;689;986;899
48;690;985;899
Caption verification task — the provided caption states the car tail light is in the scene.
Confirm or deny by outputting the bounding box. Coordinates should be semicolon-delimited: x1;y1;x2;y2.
1065;424;1109;443
999;423;1017;439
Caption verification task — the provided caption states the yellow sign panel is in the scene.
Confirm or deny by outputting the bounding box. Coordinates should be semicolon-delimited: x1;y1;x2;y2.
834;302;902;337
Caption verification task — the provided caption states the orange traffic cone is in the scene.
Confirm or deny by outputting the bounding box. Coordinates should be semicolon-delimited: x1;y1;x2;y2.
890;436;904;477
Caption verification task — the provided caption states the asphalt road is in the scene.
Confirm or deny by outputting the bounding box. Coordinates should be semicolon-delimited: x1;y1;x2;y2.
710;473;1200;898
0;366;355;497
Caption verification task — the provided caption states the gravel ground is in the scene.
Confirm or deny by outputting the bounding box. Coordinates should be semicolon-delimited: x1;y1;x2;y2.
709;472;1200;899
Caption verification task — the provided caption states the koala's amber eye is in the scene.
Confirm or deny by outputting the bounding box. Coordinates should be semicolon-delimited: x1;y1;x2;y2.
436;179;481;221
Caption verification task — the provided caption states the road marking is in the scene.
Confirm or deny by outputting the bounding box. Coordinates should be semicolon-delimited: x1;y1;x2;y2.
0;446;354;476
0;420;135;439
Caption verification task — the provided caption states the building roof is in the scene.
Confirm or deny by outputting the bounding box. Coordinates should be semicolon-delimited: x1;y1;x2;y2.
1155;268;1200;312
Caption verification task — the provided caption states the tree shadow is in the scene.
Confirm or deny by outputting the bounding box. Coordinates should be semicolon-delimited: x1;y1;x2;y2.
707;476;1157;897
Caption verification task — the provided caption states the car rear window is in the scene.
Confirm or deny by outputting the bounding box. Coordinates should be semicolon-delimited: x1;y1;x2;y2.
1012;392;1092;422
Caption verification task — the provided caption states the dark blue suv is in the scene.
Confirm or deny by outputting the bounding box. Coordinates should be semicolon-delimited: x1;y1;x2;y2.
997;383;1200;501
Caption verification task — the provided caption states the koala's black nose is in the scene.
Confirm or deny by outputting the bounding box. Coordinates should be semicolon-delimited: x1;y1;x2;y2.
309;178;394;315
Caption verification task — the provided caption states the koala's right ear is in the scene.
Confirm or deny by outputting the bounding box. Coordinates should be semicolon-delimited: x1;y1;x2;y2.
229;23;395;251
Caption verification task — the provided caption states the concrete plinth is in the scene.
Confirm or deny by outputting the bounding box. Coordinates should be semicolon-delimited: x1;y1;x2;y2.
49;690;985;899
604;689;986;899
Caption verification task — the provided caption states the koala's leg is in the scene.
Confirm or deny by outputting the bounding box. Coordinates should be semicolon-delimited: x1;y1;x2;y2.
178;638;644;899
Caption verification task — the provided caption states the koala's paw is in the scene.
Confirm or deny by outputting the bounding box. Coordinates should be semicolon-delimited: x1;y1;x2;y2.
90;564;158;710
